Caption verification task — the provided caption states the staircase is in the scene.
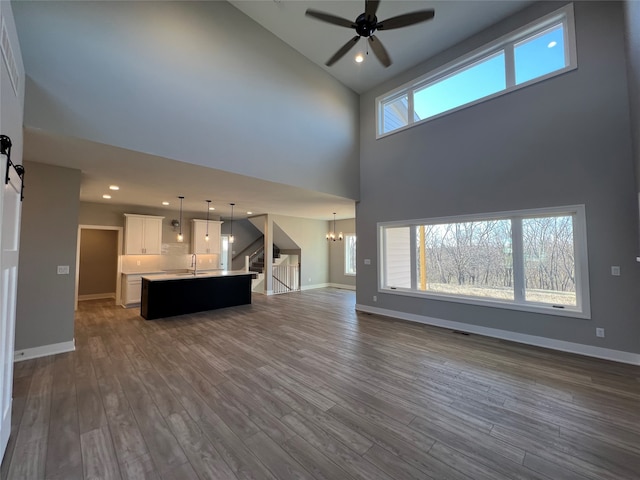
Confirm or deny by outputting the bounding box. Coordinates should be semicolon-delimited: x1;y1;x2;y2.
249;245;280;274
249;246;299;294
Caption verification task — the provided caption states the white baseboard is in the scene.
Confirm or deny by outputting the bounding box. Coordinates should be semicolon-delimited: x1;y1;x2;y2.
355;304;640;366
301;283;330;291
14;339;76;362
328;283;356;291
78;293;115;301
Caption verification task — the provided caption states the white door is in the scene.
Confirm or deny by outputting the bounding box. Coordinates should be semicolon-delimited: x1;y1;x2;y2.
0;158;23;459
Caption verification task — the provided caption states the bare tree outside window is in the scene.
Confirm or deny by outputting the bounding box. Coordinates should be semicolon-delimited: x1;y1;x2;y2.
417;220;513;300
523;215;576;305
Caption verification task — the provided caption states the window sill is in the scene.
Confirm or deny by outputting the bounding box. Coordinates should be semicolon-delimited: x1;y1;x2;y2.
379;287;590;319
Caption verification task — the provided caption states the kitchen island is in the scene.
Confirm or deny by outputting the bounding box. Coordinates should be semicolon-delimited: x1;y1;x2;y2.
140;270;254;320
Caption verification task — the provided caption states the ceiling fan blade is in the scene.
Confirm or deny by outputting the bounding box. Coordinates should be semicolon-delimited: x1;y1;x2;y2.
306;9;356;29
326;36;361;66
365;0;380;21
368;35;391;67
377;10;435;30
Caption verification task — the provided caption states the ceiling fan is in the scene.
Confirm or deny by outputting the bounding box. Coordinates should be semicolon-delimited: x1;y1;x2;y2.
305;0;435;68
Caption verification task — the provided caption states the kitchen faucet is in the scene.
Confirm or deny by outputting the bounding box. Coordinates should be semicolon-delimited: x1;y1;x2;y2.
191;253;197;275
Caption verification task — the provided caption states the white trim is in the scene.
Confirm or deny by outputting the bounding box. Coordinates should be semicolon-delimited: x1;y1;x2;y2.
328;283;356;291
14;340;76;363
355;304;640;366
301;283;331;291
378;204;590;319
78;293;116;301
76;225;123;310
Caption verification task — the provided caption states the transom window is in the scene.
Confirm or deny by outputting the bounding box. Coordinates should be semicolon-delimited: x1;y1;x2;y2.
377;4;576;137
378;205;590;318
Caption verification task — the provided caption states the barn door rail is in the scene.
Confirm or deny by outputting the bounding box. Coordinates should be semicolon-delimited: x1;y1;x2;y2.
1;135;25;200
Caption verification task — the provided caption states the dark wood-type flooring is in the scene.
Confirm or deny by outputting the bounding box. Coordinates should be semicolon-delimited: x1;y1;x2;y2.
2;288;640;480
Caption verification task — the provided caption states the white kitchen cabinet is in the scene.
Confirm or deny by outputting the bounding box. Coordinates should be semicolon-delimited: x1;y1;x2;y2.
122;274;142;306
124;214;164;254
191;219;222;254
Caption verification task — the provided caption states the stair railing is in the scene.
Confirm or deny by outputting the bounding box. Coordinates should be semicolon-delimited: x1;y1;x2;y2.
248;246;264;271
272;263;300;294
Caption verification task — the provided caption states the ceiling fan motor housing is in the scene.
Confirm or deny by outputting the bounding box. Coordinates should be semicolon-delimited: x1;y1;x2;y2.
355;13;378;37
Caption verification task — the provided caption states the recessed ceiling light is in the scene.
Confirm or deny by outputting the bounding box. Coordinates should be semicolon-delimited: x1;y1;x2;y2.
246;211;253;215
355;54;364;63
547;41;557;48
102;194;111;199
162;201;170;206
109;185;119;190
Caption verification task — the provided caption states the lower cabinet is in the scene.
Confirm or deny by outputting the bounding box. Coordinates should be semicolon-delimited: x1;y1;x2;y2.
122;274;142;306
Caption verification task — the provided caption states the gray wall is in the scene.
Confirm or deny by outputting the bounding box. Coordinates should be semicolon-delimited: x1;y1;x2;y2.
623;0;640;247
357;1;640;354
13;0;360;200
329;218;356;288
16;161;81;350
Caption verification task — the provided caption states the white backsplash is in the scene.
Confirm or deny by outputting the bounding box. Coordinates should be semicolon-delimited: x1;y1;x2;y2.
121;243;220;273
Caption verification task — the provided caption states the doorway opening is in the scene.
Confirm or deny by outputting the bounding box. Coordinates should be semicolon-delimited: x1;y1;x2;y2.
75;225;123;309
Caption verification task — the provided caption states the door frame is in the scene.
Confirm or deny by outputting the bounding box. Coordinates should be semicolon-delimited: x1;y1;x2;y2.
75;225;123;310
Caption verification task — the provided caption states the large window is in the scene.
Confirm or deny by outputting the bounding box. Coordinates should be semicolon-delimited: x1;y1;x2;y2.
345;234;357;276
378;4;576;137
378;206;590;318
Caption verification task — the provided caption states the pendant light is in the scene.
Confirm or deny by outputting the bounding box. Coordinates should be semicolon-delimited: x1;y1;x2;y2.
229;203;235;244
177;196;184;242
205;200;211;241
326;212;343;241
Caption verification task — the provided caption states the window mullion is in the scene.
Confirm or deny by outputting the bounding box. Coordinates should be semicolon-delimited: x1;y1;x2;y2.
504;45;515;88
408;91;415;125
511;217;525;302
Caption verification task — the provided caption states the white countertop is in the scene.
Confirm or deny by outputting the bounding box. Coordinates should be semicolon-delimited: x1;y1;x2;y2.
141;270;255;282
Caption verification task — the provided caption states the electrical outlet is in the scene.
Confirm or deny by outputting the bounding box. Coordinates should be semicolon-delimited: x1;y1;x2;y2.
136;260;141;266
57;265;69;275
596;328;605;338
373;295;377;302
611;266;620;276
364;259;371;265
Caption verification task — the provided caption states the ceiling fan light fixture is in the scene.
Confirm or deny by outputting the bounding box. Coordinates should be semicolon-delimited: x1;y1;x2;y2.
306;1;435;68
355;53;364;63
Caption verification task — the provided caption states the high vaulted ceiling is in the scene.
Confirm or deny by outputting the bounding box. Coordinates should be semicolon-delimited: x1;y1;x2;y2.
13;0;533;221
230;0;533;94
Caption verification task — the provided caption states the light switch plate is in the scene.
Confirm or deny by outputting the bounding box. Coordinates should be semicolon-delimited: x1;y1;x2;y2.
611;266;620;276
57;265;70;275
364;259;371;265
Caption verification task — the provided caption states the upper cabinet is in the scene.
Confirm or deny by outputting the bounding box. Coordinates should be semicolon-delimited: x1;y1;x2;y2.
124;214;164;255
191;219;222;254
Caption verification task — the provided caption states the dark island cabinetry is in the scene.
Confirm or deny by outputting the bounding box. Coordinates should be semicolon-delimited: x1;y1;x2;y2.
141;273;253;320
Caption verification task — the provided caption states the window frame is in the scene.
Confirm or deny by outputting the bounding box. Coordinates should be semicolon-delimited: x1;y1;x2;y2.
377;205;590;319
344;234;357;276
376;4;577;138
